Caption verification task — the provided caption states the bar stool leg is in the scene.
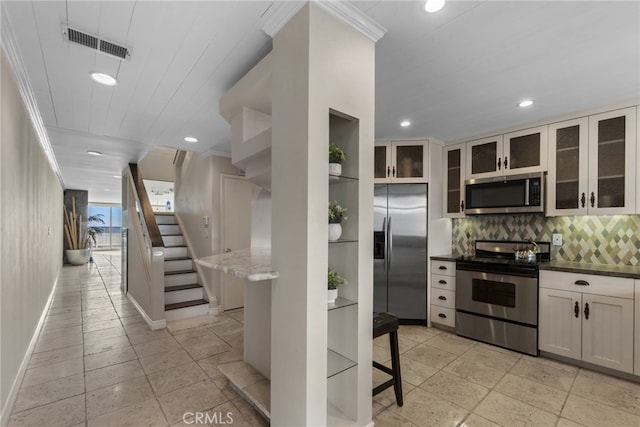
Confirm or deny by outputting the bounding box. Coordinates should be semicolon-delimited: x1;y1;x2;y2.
389;330;403;406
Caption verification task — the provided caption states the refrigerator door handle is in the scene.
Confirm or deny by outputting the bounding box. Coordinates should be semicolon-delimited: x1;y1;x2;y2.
382;217;387;273
387;216;393;271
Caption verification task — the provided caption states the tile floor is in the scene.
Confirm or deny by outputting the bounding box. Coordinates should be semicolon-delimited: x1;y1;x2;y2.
7;252;640;426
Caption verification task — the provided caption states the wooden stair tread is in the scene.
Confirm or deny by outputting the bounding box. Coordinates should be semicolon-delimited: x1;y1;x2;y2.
165;283;201;292
165;299;208;311
164;256;191;261
165;269;196;276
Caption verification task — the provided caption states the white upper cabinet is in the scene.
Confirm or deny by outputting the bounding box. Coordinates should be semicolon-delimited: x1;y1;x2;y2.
466;126;547;179
375;140;429;183
587;107;636;215
443;143;466;217
547;118;589;216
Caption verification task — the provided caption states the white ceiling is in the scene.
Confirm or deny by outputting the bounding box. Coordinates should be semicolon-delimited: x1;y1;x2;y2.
3;1;639;204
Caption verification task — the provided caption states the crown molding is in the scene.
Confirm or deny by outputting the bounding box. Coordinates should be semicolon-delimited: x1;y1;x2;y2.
1;3;65;186
261;1;387;43
314;0;387;42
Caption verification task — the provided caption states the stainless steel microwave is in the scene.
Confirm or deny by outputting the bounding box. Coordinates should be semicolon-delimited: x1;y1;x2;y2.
464;172;545;215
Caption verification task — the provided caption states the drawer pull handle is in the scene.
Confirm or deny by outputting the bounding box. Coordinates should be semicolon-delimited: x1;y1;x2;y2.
438;266;447;270
438;296;446;301
438;313;447;319
574;301;579;318
438;280;447;284
574;280;590;286
584;302;590;320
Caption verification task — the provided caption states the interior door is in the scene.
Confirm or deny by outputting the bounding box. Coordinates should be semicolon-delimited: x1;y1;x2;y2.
221;176;252;310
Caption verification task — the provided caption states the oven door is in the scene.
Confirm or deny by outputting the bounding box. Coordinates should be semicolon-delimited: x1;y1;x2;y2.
456;268;538;326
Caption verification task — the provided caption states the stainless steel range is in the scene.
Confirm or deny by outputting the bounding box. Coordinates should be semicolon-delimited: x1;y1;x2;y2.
455;240;550;356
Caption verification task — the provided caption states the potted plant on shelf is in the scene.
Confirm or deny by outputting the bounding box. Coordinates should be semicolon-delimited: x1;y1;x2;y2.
329;144;346;177
328;201;347;241
328;268;347;304
64;196;90;265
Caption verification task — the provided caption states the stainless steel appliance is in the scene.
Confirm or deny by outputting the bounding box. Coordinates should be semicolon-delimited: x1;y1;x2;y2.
455;240;550;356
464;172;544;214
374;184;427;323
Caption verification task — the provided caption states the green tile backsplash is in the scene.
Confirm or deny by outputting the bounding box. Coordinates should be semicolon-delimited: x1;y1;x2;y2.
453;214;640;266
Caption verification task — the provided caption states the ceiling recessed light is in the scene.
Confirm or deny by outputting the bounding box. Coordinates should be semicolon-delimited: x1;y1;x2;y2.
90;72;117;86
184;136;198;143
518;99;534;108
425;0;445;13
400;120;411;127
113;175;121;179
87;150;103;156
104;189;110;191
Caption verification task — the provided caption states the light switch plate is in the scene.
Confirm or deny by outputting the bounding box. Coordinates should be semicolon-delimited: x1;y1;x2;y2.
552;233;562;246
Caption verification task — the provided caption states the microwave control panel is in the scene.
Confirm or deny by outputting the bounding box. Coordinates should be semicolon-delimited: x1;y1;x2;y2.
529;180;541;206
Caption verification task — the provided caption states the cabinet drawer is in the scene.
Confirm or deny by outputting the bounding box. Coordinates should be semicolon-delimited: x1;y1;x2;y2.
430;306;455;328
431;274;456;291
431;288;454;309
540;271;634;299
431;260;455;276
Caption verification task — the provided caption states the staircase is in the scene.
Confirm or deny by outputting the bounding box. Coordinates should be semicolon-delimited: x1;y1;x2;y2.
155;213;209;321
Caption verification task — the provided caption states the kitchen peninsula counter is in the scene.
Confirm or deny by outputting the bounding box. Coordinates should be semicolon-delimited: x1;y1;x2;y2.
196;247;278;281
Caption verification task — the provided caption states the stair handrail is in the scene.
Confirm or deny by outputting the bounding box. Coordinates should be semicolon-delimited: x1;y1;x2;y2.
128;163;164;248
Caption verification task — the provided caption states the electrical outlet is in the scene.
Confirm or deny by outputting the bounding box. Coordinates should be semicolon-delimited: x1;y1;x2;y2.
552;233;563;246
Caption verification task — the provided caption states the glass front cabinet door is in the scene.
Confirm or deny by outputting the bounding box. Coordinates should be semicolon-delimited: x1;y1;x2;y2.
375;140;429;183
587;107;636;214
547;118;589;216
443;143;465;217
503;126;547;175
466;136;503;179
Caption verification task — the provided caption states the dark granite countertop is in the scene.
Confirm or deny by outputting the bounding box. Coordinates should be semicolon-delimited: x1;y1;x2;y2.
430;254;461;262
540;261;640;279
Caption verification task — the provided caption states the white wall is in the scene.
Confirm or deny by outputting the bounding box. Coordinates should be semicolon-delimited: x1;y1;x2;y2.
174;152;239;305
138;147;177;182
0;48;63;420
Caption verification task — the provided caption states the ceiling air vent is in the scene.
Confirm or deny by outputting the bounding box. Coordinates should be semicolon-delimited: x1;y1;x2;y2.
62;25;131;61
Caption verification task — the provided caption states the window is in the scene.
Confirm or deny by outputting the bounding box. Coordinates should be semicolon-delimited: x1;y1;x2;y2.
88;204;122;250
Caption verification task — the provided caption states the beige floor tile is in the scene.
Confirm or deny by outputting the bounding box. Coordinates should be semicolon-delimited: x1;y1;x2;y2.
398;325;441;344
460;414;501;427
197;348;244;379
561;394;640;427
87;398;168;427
133;335;181;358
147;361;209;395
84;345;137;371
48;306;82;315
571;369;640;415
29;345;84;368
373;343;392;364
8;394;86;427
86;376;155;420
13;373;85;413
403;343;458;369
460;345;521;372
229;397;269;427
373;381;415;409
556;418;586;427
85;359;145;392
139;348;193;374
81;312;120;324
158;379;228;424
374;409;420;426
374;334;421;354
394;354;439;387
227;311;244;323
443;357;506;388
21;357;84;387
120;314;146;326
207;320;244;340
34;332;83;353
424;332;476;355
510;357;578;392
84;335;132;356
125;326;171;345
84;326;127;344
167;314;229;333
474;391;558;427
390;388;468;427
42;316;83;330
173;329;231;360
420;370;489;410
494;373;568;415
83;319;123;333
37;325;83;342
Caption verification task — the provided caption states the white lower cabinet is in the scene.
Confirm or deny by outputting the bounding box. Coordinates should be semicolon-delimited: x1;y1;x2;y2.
539;271;634;374
431;260;456;328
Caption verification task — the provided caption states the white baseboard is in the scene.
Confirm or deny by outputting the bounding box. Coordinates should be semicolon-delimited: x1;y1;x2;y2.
0;274;59;427
126;294;166;330
208;305;221;315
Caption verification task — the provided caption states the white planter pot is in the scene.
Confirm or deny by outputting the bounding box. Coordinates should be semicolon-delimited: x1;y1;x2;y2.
66;249;89;265
328;223;342;241
329;163;342;177
328;288;338;305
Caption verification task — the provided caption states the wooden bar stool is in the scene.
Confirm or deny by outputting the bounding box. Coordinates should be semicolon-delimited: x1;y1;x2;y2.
372;312;403;406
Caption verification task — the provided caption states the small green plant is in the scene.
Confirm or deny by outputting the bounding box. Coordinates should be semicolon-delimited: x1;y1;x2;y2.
329;144;346;164
328;268;347;290
328;201;347;224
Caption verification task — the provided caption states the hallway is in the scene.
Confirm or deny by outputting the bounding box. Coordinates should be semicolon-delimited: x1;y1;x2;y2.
7;252;265;426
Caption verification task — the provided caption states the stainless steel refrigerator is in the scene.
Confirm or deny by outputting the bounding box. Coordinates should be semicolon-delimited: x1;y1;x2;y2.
374;184;428;322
